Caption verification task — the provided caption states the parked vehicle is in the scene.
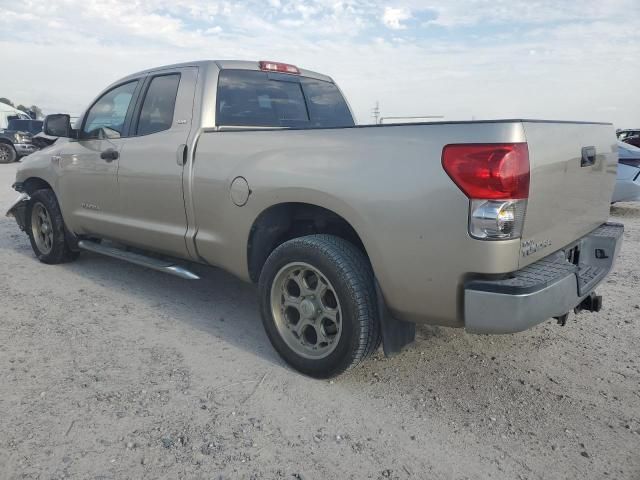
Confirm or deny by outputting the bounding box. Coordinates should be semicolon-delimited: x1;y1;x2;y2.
0;118;42;163
6;60;623;377
617;129;640;141
612;141;640;203
0;103;31;130
622;136;640;148
617;129;640;148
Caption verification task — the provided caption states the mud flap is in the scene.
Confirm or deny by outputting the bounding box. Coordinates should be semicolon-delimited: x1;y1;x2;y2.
6;193;30;231
375;281;416;356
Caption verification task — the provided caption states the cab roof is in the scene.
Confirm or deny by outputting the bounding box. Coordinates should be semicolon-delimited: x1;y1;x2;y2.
120;60;333;84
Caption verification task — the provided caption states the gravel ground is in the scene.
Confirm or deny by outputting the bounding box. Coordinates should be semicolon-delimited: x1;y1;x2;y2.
0;161;639;480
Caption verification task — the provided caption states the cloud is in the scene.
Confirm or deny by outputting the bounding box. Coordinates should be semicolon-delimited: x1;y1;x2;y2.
382;7;411;30
0;0;638;127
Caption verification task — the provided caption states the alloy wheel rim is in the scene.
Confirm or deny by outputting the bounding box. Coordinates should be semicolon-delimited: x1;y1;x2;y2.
31;202;54;254
0;145;9;161
270;262;342;359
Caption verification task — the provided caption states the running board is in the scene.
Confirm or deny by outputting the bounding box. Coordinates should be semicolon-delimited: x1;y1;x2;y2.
77;240;200;280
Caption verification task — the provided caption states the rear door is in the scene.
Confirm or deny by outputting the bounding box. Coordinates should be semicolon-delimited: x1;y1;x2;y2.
114;67;198;258
519;121;618;267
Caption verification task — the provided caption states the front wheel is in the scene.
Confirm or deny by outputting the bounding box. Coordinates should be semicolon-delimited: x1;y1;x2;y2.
0;143;17;163
26;189;79;264
259;235;380;378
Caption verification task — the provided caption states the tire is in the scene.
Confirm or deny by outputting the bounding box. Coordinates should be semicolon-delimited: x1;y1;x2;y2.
0;143;17;163
26;189;80;264
259;234;381;378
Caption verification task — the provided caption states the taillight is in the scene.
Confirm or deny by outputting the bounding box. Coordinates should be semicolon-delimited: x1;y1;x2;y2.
442;143;529;200
259;61;300;75
442;143;530;240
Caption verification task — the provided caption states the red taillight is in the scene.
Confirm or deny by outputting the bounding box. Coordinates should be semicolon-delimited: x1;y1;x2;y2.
259;60;300;75
442;143;530;200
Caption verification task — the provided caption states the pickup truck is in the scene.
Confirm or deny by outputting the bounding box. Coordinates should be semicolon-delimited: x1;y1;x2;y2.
6;60;623;378
0;119;42;163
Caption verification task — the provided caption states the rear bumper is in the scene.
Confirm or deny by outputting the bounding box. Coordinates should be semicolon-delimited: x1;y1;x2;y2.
464;222;624;334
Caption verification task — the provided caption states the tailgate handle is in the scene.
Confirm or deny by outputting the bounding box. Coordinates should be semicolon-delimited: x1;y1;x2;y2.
581;146;596;167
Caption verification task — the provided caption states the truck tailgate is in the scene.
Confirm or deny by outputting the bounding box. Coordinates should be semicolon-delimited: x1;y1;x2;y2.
519;121;618;267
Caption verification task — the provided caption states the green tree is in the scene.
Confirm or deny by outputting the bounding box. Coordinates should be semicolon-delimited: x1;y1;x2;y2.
16;104;29;113
0;97;14;107
30;105;43;119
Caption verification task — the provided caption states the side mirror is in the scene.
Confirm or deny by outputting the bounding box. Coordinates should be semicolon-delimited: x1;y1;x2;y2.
43;114;72;137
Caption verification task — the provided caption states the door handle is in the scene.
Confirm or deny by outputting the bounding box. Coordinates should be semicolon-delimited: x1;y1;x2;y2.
100;148;119;162
176;144;187;166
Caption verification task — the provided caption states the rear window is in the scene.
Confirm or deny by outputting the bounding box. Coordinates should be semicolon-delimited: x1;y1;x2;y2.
216;70;354;128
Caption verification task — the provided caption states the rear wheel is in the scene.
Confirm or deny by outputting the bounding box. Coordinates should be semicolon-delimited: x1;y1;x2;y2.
0;143;17;163
26;189;79;264
259;235;380;378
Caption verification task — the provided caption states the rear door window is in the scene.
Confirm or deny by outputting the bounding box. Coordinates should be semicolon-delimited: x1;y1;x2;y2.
136;74;181;136
216;70;354;128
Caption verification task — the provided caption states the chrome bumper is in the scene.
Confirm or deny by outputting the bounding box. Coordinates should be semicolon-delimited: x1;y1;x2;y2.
464;222;624;334
14;143;38;156
6;193;30;230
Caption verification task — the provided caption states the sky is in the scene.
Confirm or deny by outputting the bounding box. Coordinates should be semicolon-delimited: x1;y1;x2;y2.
0;0;639;127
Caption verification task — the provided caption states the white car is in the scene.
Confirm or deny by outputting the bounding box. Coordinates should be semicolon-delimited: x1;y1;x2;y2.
612;141;640;203
0;103;31;130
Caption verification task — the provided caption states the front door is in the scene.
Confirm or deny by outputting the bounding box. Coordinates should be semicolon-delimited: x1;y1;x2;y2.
57;79;141;238
114;67;198;258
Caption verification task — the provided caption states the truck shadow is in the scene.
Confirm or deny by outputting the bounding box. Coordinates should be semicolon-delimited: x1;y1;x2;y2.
77;252;286;367
0;228;285;369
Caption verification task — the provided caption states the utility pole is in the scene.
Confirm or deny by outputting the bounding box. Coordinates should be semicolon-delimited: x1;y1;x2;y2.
372;101;380;125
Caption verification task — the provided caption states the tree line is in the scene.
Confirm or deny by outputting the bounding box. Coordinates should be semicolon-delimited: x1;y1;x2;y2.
0;97;43;119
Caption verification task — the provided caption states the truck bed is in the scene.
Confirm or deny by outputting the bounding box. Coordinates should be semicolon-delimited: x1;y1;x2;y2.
190;119;617;327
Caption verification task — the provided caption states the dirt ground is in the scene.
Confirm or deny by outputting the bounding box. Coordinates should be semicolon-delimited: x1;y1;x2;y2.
0;161;638;480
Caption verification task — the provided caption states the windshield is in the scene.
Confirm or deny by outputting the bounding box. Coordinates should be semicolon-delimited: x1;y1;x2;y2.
618;130;640;140
7;119;43;134
216;69;354;128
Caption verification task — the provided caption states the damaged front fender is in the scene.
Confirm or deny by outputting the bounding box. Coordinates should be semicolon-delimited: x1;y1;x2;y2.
6;193;30;231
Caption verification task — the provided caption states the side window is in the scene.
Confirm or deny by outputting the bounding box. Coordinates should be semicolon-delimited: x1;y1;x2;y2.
83;81;138;139
136;74;181;136
216;70;309;127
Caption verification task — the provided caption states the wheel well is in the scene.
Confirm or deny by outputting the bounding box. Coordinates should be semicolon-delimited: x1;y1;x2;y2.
22;177;53;195
247;203;368;282
0;138;14;146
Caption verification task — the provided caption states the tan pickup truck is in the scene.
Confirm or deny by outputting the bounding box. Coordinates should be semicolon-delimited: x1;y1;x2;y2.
7;60;623;377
